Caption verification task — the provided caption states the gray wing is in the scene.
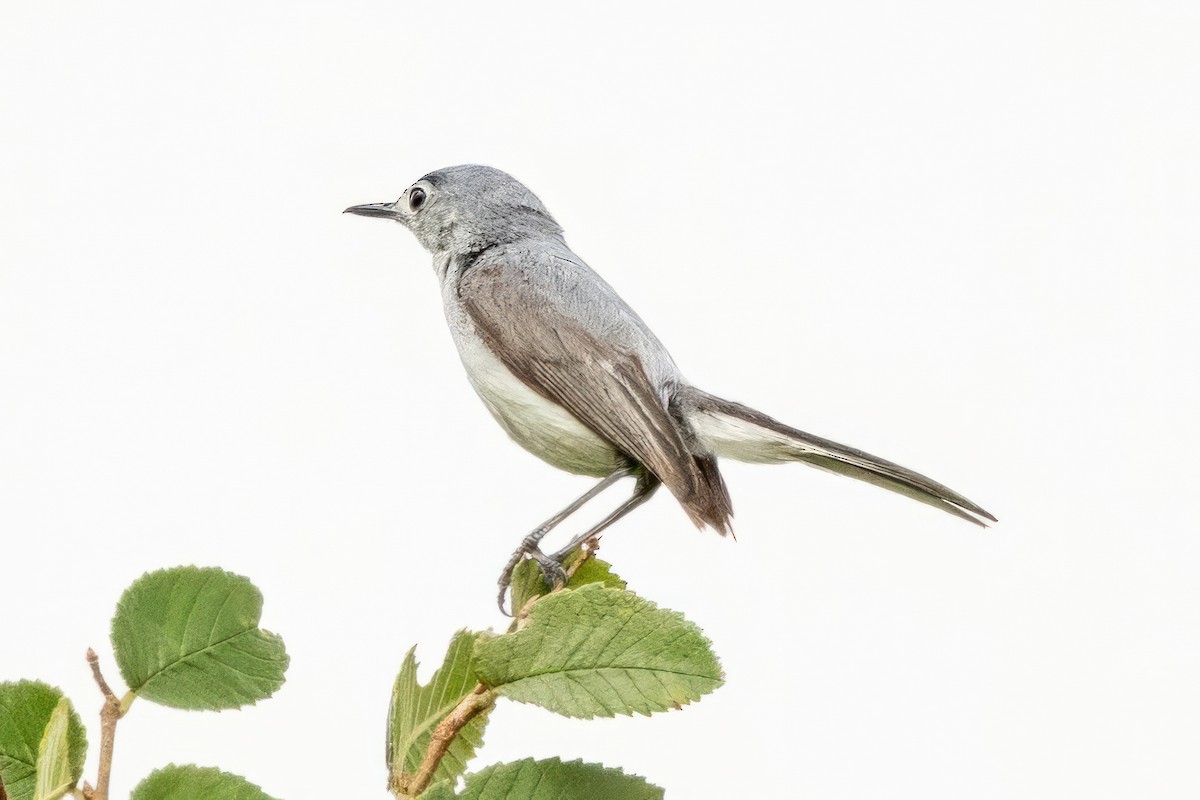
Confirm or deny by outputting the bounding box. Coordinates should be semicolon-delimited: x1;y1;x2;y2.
457;254;732;532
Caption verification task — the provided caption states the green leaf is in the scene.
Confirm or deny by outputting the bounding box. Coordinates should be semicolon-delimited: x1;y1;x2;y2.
33;700;73;800
130;765;279;800
420;758;663;800
111;566;289;710
509;550;627;613
475;585;722;718
416;782;456;800
566;556;627;591
0;682;87;800
388;631;491;793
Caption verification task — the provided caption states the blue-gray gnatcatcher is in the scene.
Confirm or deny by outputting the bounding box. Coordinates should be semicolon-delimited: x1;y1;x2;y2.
346;165;994;611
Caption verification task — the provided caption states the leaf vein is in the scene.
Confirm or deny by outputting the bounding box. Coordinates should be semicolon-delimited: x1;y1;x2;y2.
138;626;260;689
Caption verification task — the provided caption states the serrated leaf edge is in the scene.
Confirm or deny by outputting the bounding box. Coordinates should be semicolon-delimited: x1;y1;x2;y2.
388;631;491;791
130;763;280;800
0;680;88;799
460;757;664;799
478;585;724;719
110;566;289;710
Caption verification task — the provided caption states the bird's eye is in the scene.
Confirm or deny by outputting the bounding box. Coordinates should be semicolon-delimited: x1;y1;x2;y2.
409;187;427;211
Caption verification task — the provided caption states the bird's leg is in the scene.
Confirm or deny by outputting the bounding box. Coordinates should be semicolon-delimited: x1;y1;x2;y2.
547;474;661;563
498;466;634;613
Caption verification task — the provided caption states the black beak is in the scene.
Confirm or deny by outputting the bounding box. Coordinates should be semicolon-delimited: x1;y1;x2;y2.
343;202;399;218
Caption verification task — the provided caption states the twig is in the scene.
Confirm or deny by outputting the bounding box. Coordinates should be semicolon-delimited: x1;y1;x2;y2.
392;542;603;798
565;538;601;580
513;539;600;628
396;685;496;798
86;649;125;800
396;543;600;797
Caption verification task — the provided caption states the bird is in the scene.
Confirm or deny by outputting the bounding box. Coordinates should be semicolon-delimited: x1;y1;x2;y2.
345;165;994;611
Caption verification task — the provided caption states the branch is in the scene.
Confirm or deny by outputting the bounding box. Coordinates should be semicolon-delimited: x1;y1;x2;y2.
86;649;126;800
395;685;495;799
391;545;602;798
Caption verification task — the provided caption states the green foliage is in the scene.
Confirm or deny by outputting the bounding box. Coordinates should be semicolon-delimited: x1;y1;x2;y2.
3;549;721;800
418;758;663;800
388;631;491;791
509;550;627;613
393;556;722;797
474;584;723;718
566;557;627;592
33;700;73;800
110;566;289;710
130;765;279;800
0;682;87;800
2;570;286;800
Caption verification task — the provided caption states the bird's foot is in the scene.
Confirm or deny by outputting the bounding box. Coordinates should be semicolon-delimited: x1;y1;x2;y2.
497;533;568;615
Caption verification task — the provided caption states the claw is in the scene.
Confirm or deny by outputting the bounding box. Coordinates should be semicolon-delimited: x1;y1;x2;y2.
533;554;568;589
497;583;512;616
496;541;570;616
493;468;642;616
497;553;523;616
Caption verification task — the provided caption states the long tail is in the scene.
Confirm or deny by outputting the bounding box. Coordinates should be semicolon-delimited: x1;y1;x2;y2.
685;390;996;527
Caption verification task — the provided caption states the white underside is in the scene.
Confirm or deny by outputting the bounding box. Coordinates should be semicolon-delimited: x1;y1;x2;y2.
445;293;800;474
461;351;805;473
454;330;621;477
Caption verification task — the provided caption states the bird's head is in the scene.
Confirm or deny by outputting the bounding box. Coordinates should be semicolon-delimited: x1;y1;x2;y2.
344;164;562;256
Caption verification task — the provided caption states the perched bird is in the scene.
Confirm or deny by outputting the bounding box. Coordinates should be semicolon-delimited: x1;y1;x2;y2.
345;165;994;611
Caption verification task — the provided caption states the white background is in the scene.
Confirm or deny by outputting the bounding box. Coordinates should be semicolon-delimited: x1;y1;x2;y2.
2;2;1197;798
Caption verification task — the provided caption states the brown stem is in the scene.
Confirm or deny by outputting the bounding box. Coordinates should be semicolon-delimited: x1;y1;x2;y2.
395;685;495;799
86;649;125;800
392;544;597;798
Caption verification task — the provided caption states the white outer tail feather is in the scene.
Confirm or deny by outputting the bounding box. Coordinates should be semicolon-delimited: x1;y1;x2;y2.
686;392;996;527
